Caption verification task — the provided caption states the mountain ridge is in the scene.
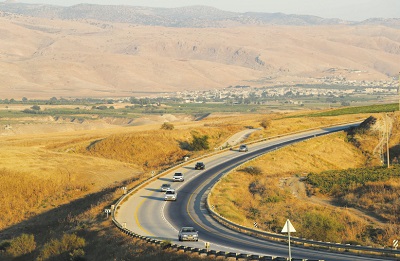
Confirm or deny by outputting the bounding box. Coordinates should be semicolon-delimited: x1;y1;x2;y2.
0;3;399;99
1;3;399;28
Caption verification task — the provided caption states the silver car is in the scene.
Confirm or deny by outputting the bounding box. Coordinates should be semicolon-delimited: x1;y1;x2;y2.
164;189;177;201
239;144;248;152
160;183;171;192
178;226;198;241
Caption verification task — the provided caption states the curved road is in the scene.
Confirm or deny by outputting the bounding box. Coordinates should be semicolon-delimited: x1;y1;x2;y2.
116;123;392;261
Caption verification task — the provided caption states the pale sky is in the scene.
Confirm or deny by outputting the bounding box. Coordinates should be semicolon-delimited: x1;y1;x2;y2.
13;0;400;21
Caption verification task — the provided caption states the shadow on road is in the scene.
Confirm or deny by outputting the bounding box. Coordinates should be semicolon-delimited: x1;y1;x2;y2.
145;188;160;192
158;177;173;182
140;195;165;201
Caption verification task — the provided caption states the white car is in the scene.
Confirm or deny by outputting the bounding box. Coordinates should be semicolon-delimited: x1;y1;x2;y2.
173;172;184;182
164;189;177;201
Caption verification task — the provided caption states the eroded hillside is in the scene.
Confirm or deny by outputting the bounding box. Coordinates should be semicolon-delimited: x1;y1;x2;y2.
0;10;399;99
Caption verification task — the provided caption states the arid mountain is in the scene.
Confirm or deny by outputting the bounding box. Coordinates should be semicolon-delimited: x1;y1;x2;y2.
0;3;399;99
0;3;349;27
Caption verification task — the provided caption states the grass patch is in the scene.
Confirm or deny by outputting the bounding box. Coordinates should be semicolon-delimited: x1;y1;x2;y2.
293;103;398;118
306;165;400;195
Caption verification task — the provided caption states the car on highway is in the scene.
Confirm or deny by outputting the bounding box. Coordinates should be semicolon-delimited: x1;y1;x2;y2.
160;183;171;192
194;162;205;170
239;144;248;152
172;172;184;182
178;226;199;241
164;188;177;201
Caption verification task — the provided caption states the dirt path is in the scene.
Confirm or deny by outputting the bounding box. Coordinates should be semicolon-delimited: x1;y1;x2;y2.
222;128;262;147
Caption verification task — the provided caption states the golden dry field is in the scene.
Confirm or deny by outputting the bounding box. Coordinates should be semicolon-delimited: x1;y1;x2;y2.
0;110;397;260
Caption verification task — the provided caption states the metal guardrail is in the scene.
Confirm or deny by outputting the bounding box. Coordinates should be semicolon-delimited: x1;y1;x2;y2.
110;120;377;261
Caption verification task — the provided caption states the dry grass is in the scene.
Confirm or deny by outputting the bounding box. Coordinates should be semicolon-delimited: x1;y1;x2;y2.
74;125;243;171
210;113;400;247
0;116;245;233
210;132;378;244
0;111;393;260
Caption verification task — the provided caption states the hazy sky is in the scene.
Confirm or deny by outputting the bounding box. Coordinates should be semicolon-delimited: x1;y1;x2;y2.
14;0;400;21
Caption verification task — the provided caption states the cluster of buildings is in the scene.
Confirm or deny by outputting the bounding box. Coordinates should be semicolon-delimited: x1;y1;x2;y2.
172;79;399;104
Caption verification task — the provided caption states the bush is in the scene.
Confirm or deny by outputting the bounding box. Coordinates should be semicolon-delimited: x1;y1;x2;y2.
260;118;270;129
6;233;36;258
161;122;174;130
31;105;41;111
160;240;172;249
249;180;265;196
240;166;263;175
37;234;85;261
189;134;209;151
69;248;86;261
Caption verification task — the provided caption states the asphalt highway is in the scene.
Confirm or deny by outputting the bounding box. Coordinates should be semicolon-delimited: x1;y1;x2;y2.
116;123;394;261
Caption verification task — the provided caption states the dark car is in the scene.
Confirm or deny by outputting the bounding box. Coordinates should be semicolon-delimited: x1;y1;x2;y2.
195;162;205;170
178;227;199;241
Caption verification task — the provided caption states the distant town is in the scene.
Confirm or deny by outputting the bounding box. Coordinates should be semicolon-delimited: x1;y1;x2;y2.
1;77;399;108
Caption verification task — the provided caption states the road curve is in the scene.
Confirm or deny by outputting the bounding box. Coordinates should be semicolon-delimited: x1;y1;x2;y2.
116;122;391;261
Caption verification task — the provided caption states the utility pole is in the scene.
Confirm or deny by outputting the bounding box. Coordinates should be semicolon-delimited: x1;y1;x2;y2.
386;114;390;168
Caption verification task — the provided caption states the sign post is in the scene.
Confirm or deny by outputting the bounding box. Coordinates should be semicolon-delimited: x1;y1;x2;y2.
205;242;210;252
393;239;398;250
104;209;111;218
281;219;296;260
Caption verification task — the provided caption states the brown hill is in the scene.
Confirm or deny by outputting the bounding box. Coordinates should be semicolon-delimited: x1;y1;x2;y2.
0;10;399;99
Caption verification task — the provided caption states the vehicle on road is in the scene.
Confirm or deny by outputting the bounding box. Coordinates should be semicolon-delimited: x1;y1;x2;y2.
164;188;177;201
178;227;199;241
173;172;184;182
194;162;205;170
239;144;248;152
160;183;171;192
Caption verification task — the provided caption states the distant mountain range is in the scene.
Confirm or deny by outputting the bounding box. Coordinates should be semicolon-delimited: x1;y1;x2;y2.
0;3;399;28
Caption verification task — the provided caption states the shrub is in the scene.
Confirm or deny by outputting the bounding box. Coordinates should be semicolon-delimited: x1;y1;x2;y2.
69;248;86;261
189;134;209;151
249;180;265;196
161;122;174;130
6;234;36;258
240;166;262;175
160;240;172;249
260;118;270;129
37;234;85;261
31;105;41;111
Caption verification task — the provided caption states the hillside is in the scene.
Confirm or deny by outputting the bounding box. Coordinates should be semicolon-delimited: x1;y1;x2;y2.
210;112;400;246
0;4;399;99
0;108;393;260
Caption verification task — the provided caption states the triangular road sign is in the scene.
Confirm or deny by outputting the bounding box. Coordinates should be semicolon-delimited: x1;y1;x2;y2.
281;219;296;233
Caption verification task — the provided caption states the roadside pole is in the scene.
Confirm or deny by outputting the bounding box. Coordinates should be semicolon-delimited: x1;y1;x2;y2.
281;219;296;260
